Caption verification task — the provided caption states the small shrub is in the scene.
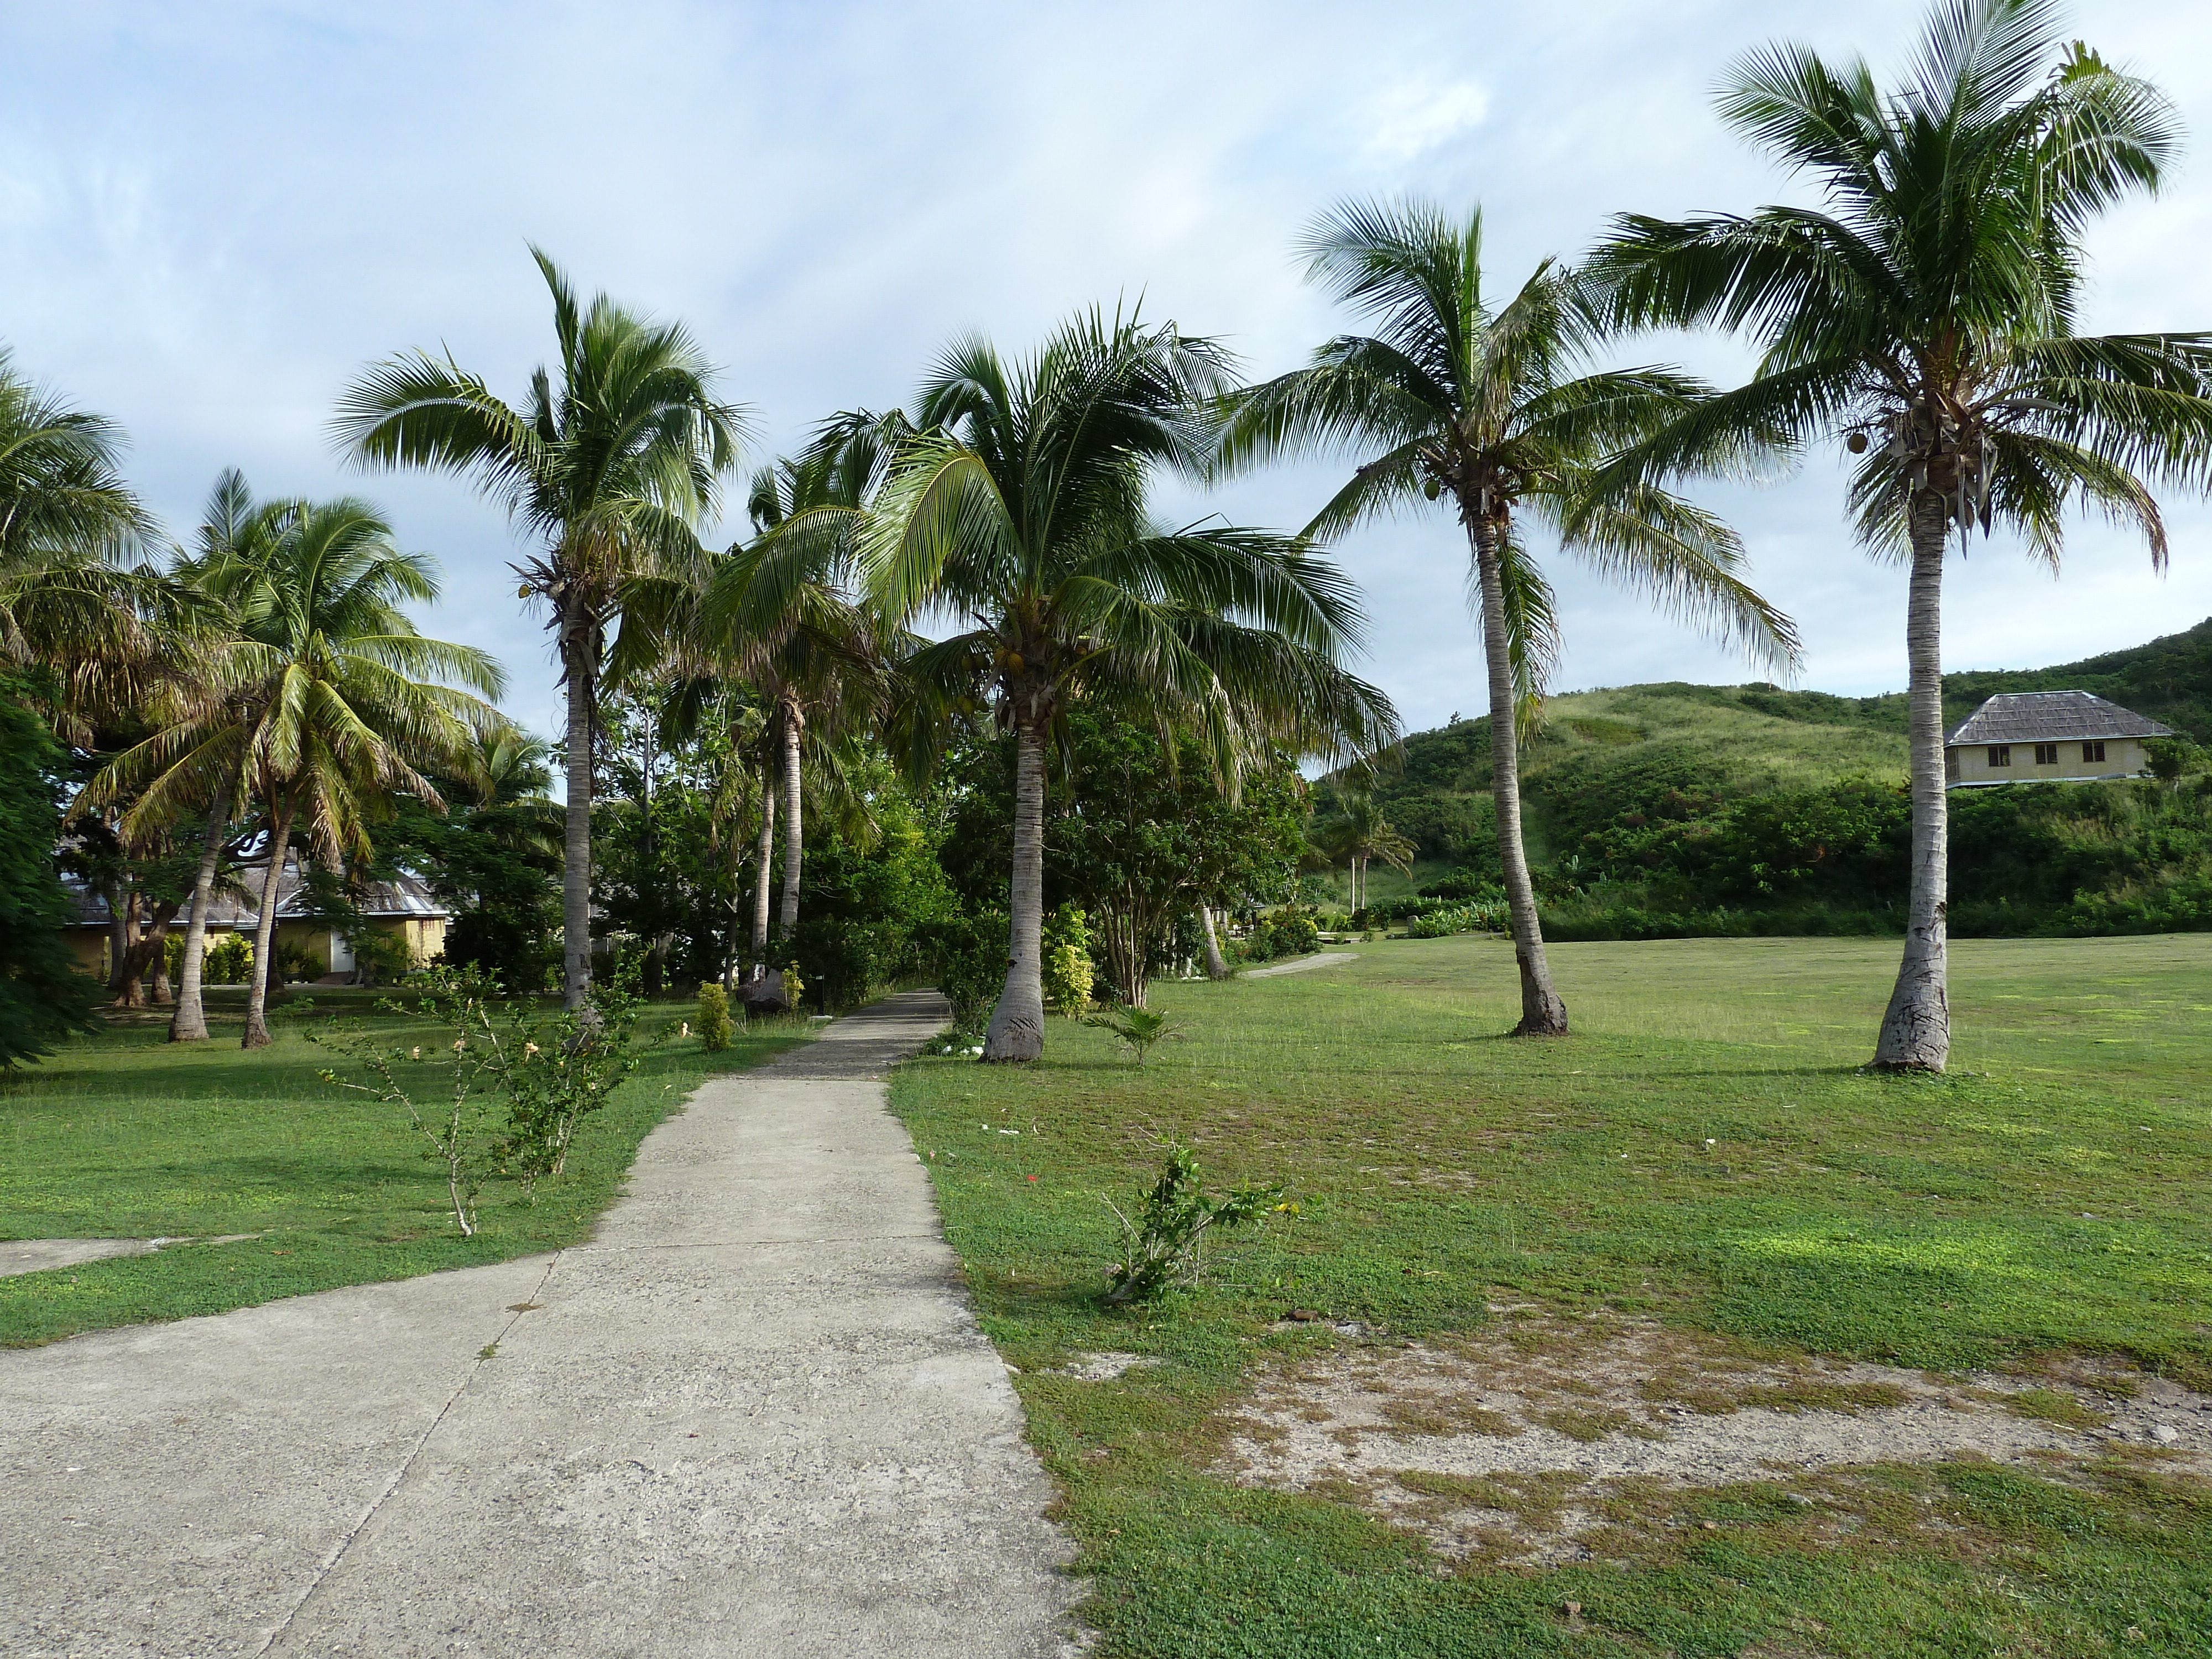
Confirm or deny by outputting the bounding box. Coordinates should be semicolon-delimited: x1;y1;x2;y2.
1104;1140;1289;1304
1405;901;1508;938
1044;940;1094;1015
1041;904;1095;1015
781;961;806;1011
204;933;253;984
309;966;656;1227
276;940;324;983
346;927;415;987
1082;1003;1183;1063
922;1010;989;1057
920;911;1009;1020
1266;905;1320;958
696;982;734;1051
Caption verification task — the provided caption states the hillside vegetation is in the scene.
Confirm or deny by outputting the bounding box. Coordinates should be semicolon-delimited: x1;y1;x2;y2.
1323;618;2212;939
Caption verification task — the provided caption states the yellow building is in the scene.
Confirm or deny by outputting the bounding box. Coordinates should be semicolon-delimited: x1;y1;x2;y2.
64;862;449;984
1944;691;2170;788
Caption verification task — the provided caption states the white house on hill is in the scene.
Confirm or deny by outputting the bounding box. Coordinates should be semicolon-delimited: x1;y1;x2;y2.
1944;691;2171;787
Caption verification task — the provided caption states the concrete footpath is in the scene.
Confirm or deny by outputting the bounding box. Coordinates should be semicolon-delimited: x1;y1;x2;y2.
1;990;1078;1658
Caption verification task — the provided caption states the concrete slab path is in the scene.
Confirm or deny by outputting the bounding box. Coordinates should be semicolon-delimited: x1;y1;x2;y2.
2;990;1077;1658
1240;951;1359;978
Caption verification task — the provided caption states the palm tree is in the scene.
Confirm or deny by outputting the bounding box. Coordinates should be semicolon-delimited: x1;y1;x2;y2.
1313;787;1416;912
0;345;160;731
862;310;1397;1061
1582;0;2212;1070
725;452;890;960
92;491;504;1046
1216;199;1799;1035
336;249;747;1008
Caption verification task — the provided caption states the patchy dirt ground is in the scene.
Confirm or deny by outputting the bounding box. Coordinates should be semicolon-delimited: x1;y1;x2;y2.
1218;1310;2212;1564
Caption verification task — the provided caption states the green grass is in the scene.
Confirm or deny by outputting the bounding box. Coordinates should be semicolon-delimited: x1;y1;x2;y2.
889;933;2212;1657
0;989;804;1346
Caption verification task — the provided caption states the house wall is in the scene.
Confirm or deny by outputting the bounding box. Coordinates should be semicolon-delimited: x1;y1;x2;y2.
66;930;108;977
1946;735;2150;787
270;917;447;977
61;918;448;986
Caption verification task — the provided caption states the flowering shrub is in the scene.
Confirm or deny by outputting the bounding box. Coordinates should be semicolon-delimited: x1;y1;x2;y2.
1404;901;1508;938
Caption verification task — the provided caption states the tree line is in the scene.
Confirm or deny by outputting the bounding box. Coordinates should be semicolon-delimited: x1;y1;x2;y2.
3;0;2206;1072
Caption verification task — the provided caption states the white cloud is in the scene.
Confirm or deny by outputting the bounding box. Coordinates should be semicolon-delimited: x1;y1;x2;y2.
3;0;2209;742
1355;78;1491;164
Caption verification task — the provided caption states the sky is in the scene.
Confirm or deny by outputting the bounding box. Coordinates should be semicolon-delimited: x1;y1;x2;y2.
6;0;2211;743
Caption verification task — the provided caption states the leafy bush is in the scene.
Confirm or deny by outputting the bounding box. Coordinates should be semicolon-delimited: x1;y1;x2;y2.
921;1010;989;1057
1265;905;1320;957
696;982;733;1051
1404;901;1507;938
205;932;253;984
347;927;415;987
917;911;1009;1020
310;967;659;1229
276;940;324;983
787;915;904;1011
1042;904;1095;1015
1418;871;1503;902
1103;1140;1288;1305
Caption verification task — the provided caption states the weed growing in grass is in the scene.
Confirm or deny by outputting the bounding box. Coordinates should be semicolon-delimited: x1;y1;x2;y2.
311;968;656;1219
1104;1140;1289;1305
309;974;508;1234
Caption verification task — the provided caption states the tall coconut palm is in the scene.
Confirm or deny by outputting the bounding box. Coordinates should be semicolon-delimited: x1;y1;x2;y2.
862;310;1398;1061
1313;787;1416;911
723;447;896;956
1216;200;1799;1035
93;492;504;1046
1582;0;2212;1070
0;345;160;730
336;249;747;1008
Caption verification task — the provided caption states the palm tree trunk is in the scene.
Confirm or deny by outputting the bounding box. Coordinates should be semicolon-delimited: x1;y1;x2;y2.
750;748;776;974
560;609;595;1010
778;701;804;941
983;715;1048;1061
149;910;175;1005
1199;902;1230;979
171;780;234;1042
113;890;148;1010
1874;495;1952;1071
1469;513;1567;1036
241;802;294;1049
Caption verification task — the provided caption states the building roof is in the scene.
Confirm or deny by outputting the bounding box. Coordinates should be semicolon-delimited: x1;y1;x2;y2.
63;861;448;928
1945;690;2172;747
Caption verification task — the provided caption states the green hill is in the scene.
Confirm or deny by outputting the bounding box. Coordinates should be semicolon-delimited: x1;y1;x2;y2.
1318;618;2212;938
1944;614;2212;745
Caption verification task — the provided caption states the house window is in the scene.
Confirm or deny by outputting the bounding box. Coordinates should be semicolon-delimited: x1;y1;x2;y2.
1988;745;2011;767
2034;743;2059;765
2083;740;2106;763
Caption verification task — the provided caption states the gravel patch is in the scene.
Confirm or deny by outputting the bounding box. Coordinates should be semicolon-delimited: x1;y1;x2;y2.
1219;1312;2212;1562
1239;952;1358;979
0;1236;261;1279
1057;1352;1162;1381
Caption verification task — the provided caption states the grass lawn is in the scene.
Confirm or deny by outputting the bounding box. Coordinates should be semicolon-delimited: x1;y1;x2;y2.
0;989;805;1347
890;933;2212;1658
